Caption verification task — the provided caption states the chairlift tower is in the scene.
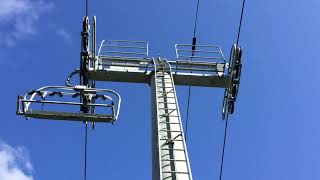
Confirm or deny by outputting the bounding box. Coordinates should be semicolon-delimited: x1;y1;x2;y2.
16;16;243;180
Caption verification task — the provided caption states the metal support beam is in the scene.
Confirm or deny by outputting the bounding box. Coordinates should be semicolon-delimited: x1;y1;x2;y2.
88;69;228;88
151;59;192;180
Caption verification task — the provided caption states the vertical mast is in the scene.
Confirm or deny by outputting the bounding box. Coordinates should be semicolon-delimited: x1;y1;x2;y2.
151;58;193;180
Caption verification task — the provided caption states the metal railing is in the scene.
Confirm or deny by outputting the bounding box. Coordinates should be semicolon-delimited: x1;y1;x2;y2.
92;41;228;75
173;43;227;75
175;44;226;62
98;40;149;60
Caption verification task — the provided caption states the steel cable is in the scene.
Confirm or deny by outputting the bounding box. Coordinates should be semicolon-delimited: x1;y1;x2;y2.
219;1;246;179
236;0;246;46
185;0;201;142
219;115;229;180
84;122;88;180
193;0;201;38
85;0;88;17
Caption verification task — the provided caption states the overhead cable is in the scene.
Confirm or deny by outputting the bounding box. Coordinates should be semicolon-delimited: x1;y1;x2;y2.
84;122;88;180
236;0;246;46
86;0;89;16
219;1;246;179
185;0;201;142
218;115;230;180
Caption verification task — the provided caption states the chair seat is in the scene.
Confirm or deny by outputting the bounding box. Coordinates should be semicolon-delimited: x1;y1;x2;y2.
23;110;114;123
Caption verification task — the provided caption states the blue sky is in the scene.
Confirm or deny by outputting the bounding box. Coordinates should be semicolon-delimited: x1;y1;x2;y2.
1;0;320;180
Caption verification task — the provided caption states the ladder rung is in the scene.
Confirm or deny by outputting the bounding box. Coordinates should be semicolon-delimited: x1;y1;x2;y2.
156;86;174;88
156;77;171;79
156;79;172;81
158;94;175;97
158;96;175;98
158;104;176;106
158;97;175;100
158;88;174;93
157;81;172;85
157;80;172;85
157;102;176;104
160;130;182;133
159;121;180;124
156;77;172;80
156;82;173;84
156;77;172;79
162;171;189;174
160;138;183;142
158;108;177;110
157;94;175;96
157;87;174;90
162;159;187;162
161;148;185;151
158;89;174;92
159;116;179;119
157;88;174;94
157;90;174;93
156;82;172;84
160;114;179;117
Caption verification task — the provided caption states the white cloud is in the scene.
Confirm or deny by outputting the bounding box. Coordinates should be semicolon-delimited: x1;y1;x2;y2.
0;0;53;47
0;141;34;180
56;29;72;44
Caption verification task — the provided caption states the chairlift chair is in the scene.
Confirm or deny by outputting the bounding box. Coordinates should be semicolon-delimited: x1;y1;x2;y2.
16;86;121;123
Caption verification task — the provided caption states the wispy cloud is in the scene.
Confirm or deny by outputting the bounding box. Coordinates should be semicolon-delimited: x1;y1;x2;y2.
56;29;72;44
0;0;54;47
0;141;34;180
